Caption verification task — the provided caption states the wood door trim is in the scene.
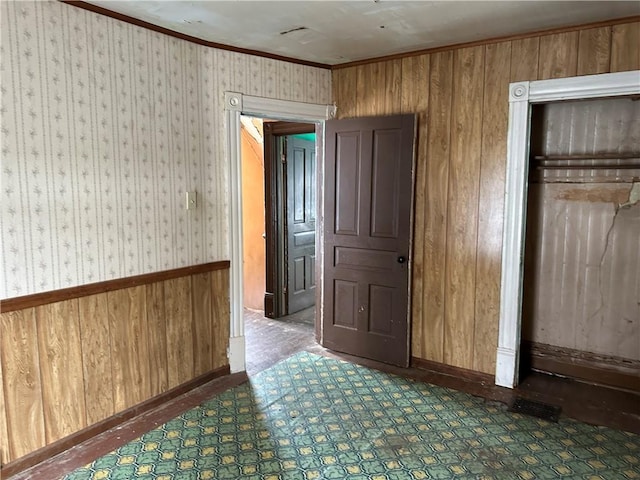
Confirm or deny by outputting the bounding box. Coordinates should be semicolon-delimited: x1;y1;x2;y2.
266;122;317;135
0;261;230;312
333;15;640;69
263;122;315;318
1;366;236;478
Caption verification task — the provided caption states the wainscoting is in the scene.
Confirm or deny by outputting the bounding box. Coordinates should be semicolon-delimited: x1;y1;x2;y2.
0;262;230;470
332;19;640;376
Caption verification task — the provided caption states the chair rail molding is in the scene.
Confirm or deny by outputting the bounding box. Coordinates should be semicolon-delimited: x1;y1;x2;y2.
224;91;335;373
496;70;640;388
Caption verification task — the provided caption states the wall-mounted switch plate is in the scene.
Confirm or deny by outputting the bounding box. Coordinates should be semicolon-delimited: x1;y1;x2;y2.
185;191;197;210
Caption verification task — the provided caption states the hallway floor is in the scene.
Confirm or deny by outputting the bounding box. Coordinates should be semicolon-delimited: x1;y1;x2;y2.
244;306;317;376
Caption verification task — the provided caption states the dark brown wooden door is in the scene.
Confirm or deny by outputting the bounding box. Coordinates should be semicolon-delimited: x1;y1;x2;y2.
286;135;316;313
323;114;415;367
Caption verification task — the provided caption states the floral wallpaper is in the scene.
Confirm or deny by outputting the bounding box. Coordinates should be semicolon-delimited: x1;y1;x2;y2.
0;1;331;299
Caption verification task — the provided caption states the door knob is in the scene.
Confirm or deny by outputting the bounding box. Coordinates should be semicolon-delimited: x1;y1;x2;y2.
397;256;406;264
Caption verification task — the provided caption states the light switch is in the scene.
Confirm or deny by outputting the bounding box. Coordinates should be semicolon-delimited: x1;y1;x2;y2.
185;191;197;210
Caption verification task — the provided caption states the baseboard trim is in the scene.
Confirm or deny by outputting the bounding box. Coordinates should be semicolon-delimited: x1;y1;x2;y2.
228;335;246;373
522;342;640;392
411;357;495;385
1;365;231;478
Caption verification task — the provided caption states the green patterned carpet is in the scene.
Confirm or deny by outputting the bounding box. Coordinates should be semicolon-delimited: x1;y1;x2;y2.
65;352;639;480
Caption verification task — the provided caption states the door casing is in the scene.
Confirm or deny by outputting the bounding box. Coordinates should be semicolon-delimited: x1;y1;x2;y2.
498;70;640;389
224;91;335;373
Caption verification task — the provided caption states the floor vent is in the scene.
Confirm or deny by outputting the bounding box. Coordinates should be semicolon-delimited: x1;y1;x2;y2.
509;397;562;422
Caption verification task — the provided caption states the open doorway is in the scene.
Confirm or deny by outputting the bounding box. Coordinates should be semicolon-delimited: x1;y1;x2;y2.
224;92;334;374
497;71;639;388
240;117;317;318
263;121;317;319
240;116;267;312
228;94;415;372
240;116;319;374
520;97;639;391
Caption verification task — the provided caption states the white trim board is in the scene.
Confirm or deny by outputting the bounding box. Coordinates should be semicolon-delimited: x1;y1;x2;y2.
224;92;336;373
496;70;640;388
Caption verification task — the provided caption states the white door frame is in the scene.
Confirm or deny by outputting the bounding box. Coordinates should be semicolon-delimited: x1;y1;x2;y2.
496;70;640;388
224;92;336;372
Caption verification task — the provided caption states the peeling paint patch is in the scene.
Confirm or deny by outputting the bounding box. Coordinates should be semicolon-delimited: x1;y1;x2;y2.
524;182;640;361
619;182;640;208
555;185;632;205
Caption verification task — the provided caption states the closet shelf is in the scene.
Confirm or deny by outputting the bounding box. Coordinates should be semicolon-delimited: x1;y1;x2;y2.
533;164;640;170
530;153;640;171
532;153;640;161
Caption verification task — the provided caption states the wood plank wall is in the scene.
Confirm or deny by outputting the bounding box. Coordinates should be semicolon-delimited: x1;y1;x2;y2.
0;268;230;465
332;21;640;375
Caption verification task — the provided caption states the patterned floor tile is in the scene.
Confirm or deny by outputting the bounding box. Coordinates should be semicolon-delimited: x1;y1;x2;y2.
64;352;640;479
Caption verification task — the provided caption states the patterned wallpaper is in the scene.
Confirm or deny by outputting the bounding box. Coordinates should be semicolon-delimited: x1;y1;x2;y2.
0;1;331;299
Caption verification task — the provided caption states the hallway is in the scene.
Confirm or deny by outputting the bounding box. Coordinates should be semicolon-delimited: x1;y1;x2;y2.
244;307;317;376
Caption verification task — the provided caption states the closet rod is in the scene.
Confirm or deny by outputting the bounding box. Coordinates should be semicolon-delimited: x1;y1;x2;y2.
532;153;640;161
533;164;640;170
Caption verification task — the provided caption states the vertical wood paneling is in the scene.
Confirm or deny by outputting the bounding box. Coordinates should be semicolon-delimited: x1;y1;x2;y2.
78;293;114;426
1;267;230;464
400;55;429;114
108;286;151;411
36;300;87;443
165;277;195;388
383;59;402;115
332;66;343;116
0;309;45;459
335;66;358;119
510;37;539;82
474;41;511;374
146;282;169;396
538;32;579;79
444;46;485;369
331;20;636;376
0;350;9;466
211;269;231;369
401;54;430;356
577;27;611;75
420;51;453;362
355;64;370;117
371;61;387;115
192;272;213;376
356;62;387;116
611;22;640;72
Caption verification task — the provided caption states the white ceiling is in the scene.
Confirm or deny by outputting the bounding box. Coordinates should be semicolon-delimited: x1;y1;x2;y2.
86;1;640;66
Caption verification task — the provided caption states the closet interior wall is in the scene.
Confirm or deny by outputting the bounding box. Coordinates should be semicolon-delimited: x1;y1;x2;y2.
522;97;640;386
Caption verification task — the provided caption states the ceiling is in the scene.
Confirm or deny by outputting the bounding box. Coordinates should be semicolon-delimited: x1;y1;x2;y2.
85;1;640;66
